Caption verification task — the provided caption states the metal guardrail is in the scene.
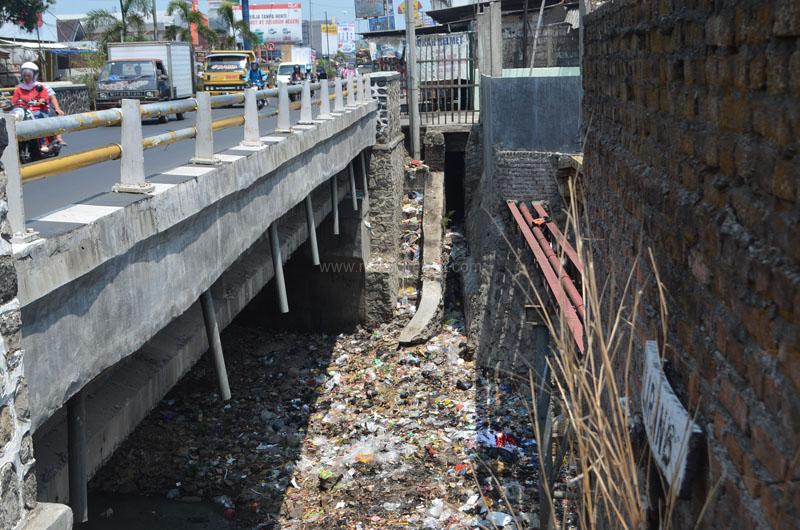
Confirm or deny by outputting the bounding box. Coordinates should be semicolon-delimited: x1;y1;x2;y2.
2;74;374;243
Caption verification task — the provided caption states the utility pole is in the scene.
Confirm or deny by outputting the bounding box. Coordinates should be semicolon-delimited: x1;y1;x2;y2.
242;0;251;49
325;11;330;57
152;0;158;40
404;0;420;159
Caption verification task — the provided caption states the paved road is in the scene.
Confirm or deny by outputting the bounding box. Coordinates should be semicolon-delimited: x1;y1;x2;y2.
23;104;307;220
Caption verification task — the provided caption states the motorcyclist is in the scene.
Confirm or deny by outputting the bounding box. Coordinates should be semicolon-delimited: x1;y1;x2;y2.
248;59;265;88
11;62;53;152
290;65;304;83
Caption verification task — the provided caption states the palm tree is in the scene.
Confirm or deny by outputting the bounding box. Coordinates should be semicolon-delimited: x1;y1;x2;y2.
214;1;258;49
84;0;151;46
165;0;218;47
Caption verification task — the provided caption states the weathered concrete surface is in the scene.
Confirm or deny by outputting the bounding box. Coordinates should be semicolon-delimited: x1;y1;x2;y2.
22;502;72;530
18;102;378;431
33;175;355;503
399;170;444;345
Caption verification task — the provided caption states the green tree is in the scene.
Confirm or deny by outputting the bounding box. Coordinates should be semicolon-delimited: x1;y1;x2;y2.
165;0;218;47
214;1;258;49
84;0;150;47
0;0;51;31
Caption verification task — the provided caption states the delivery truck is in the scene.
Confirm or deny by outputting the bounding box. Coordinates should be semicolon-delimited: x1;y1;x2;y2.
95;41;195;121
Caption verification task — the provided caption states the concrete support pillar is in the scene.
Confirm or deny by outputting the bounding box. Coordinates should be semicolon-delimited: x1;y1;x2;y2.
360;151;369;195
331;174;340;235
114;99;154;193
334;77;344;112
346;77;356;108
242;88;261;146
277;81;291;132
67;390;88;524
348;160;358;210
199;290;231;401
269;222;289;313
191;92;217;165
318;80;332;118
305;195;320;266
299;80;313;124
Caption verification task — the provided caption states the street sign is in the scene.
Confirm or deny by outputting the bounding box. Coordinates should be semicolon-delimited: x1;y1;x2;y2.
268;42;275;51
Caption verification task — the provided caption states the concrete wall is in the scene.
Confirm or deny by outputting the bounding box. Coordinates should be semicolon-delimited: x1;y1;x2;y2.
0;169;36;528
480;74;581;153
584;1;800;527
17;102;378;432
502;11;580;69
49;83;91;115
365;72;406;325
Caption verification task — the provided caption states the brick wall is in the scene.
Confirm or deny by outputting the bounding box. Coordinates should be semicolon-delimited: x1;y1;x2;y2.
502;14;580;69
0;154;36;525
494;150;562;210
584;1;799;527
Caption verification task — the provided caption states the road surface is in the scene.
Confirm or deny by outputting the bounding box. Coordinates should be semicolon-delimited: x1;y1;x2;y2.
23;104;309;220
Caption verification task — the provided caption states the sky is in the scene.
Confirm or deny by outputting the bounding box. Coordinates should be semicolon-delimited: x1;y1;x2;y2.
48;0;359;24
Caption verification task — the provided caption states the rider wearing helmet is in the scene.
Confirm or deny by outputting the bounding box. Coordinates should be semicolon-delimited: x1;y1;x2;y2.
12;62;53;151
248;58;265;86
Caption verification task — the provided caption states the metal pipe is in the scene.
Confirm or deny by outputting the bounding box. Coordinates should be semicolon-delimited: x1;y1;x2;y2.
67;390;88;524
331;174;339;235
348;160;358;210
268;222;289;313
305;195;320;266
16;108;122;141
140;98;197;118
209;93;245;108
211;115;245;131
519;202;585;323
200;290;232;401
532;202;584;275
21;144;121;182
142;126;196;150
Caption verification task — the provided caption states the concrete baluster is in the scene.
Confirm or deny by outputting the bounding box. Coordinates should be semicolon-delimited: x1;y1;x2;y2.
269;222;289;313
331;174;339;235
242;88;261;146
363;74;371;101
299;80;313;124
348;160;358;210
346;76;356;107
114;99;155;193
305;195;320;266
200;290;231;401
318;80;332;118
277;81;291;132
334;77;344;112
68;390;88;524
1;117;36;243
355;74;362;103
191;92;217;164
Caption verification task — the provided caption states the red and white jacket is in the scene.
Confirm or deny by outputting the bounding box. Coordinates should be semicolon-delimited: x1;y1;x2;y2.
11;84;50;113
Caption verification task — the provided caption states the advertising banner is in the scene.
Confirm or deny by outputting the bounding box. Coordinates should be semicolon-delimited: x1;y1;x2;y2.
319;23;339;55
417;32;470;82
337;23;356;54
354;0;385;19
234;3;303;44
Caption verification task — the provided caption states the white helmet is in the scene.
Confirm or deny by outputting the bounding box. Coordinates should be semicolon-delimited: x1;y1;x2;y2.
20;62;39;76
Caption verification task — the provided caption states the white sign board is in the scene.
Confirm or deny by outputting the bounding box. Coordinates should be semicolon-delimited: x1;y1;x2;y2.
417;32;470;82
641;341;704;498
234;3;303;44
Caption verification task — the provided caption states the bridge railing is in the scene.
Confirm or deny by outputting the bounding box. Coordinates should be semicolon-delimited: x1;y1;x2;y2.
2;74;373;243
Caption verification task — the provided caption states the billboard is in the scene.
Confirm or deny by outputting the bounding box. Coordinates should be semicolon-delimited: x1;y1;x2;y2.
417;32;470;81
319;23;339;55
234;3;303;44
338;23;356;54
355;0;386;19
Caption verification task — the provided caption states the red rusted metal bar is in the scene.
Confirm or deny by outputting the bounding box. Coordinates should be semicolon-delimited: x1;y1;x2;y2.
518;203;586;324
507;201;584;353
531;202;584;277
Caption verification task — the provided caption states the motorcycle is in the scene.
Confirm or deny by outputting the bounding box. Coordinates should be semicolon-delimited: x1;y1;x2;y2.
247;79;267;110
1;100;62;164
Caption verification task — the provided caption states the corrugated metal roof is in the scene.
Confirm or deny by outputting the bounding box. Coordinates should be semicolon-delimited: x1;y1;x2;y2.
564;8;580;29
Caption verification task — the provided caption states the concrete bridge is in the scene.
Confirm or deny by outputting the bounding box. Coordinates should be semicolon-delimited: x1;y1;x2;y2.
0;73;406;529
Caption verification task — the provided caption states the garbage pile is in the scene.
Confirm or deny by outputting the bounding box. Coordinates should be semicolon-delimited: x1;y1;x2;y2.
90;226;556;529
398;190;423;316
